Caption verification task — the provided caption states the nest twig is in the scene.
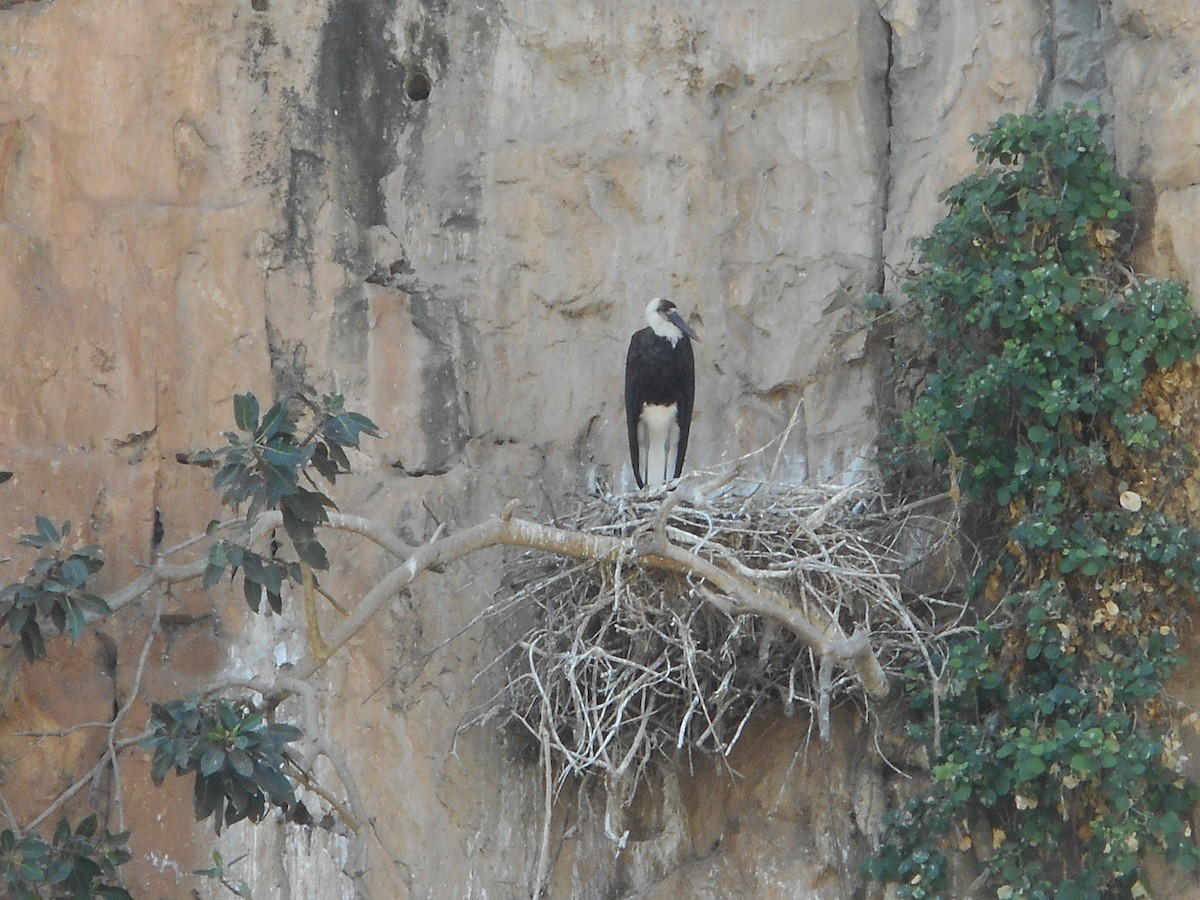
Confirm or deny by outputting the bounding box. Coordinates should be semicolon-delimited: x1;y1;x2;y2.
486;478;968;814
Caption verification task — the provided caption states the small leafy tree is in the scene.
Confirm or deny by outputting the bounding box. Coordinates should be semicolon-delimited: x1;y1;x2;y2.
0;390;380;895
869;106;1200;896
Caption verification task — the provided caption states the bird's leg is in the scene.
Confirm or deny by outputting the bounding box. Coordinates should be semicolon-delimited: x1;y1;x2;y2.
637;419;650;486
663;420;680;483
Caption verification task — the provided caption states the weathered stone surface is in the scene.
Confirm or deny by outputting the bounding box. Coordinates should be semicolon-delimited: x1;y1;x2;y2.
1106;1;1200;289
880;0;1049;274
0;0;1198;897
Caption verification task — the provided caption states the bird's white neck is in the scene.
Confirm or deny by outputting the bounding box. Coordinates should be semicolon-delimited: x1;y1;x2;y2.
646;299;684;346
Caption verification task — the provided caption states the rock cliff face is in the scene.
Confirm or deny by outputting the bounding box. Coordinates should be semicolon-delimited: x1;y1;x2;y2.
0;0;1197;897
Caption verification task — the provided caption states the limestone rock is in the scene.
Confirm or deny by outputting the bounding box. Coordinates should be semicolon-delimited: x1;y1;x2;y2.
0;0;1197;897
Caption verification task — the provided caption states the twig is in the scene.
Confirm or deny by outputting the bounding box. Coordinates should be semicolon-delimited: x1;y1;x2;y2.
301;561;330;664
26;734;148;831
531;723;554;899
107;591;165;832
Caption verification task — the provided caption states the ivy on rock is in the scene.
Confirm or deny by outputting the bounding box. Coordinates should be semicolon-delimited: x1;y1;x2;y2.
869;106;1200;897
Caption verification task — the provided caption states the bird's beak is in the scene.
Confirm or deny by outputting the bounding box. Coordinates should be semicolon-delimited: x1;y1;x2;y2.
668;311;700;342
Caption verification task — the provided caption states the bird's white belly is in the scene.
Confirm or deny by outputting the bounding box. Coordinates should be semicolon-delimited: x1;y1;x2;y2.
639;403;679;486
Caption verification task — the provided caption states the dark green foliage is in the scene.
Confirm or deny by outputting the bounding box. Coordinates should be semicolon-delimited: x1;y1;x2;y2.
870;106;1200;896
903;108;1199;521
0;387;375;889
0;517;109;661
0;816;132;899
142;696;301;834
203;540;293;615
193;391;379;610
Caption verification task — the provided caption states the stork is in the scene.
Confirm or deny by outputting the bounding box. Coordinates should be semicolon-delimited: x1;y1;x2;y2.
624;298;699;489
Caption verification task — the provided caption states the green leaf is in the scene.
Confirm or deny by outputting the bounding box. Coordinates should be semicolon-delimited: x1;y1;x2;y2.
267;722;302;742
150;744;173;785
323;411;380;448
259;446;304;504
282;504;329;571
261;562;284;598
4;599;25;632
256;400;290;442
20;621;45;661
227;748;254;778
75;814;99;838
217;701;241;731
77;593;113;618
36;516;60;544
242;577;263;613
203;543;228;591
310;443;341;482
281;490;330;527
225;544;245;571
1026;424;1051;446
193;772;224;823
241;552;265;586
44;857;72;884
254;762;295;808
233;393;260;433
200;745;226;777
18;861;45;880
64;599;87;643
20;516;59;548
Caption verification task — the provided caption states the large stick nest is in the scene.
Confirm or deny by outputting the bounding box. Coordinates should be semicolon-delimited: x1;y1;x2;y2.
490;478;969;800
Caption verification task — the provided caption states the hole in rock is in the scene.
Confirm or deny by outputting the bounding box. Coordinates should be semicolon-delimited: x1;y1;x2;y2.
405;69;432;102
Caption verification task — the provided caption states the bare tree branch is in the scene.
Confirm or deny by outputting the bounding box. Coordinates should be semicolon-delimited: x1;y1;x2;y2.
278;508;889;702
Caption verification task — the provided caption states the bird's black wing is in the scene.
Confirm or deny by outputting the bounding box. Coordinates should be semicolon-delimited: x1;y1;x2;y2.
673;336;696;480
625;330;648;488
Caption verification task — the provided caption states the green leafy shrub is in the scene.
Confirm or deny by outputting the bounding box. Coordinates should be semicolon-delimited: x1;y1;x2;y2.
0;816;131;899
0;518;109;661
870;106;1200;897
143;697;302;834
193;392;379;584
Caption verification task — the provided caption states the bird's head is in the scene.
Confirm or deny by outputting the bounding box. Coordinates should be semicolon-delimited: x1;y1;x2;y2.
645;297;700;345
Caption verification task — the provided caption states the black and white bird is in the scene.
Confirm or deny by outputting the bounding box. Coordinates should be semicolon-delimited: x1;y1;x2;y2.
625;298;699;489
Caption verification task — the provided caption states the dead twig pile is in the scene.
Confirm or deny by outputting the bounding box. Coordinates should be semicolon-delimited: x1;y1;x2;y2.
492;477;970;807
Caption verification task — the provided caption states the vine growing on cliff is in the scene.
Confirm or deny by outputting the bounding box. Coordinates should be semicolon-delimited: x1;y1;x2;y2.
867;106;1200;897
